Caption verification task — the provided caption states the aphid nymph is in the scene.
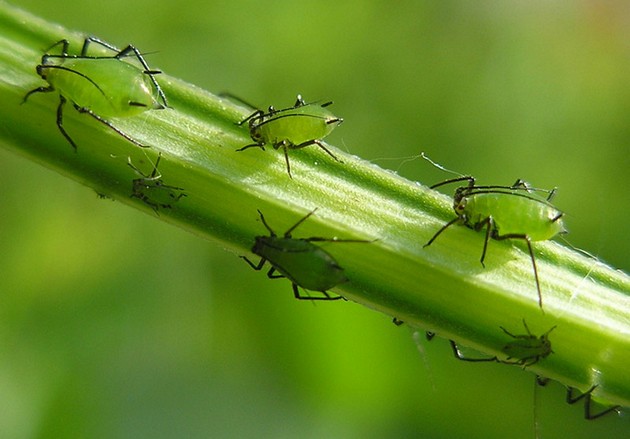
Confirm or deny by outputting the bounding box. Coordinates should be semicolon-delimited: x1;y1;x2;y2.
499;319;556;367
241;209;371;300
23;36;167;150
128;153;186;214
424;174;566;310
236;95;343;178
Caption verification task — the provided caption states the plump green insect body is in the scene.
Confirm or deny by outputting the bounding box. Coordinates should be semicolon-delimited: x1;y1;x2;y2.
252;235;346;292
457;187;565;241
425;176;566;310
499;319;555;367
237;95;343;178
128;153;186;214
252;103;338;146
43;59;162;118
241;209;371;300
22;37;167;150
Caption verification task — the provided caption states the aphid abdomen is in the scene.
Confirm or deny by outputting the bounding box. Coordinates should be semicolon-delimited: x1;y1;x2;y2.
462;194;565;241
254;237;347;291
46;59;159;117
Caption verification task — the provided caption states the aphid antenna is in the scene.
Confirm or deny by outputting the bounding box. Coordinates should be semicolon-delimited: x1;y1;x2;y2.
305;237;376;244
283;208;319;237
217;92;260;112
237;109;265;126
255;209;278;237
421;152;466;178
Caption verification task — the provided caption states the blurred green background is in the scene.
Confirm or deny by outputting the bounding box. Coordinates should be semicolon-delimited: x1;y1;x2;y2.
1;1;629;437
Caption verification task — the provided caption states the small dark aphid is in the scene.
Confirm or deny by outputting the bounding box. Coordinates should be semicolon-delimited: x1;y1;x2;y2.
128;153;186;214
241;209;371;300
499;319;556;367
236;95;343;178
22;36;167;150
424;176;566;311
566;385;621;420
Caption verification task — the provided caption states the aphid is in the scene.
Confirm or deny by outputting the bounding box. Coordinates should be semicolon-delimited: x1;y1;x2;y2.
128;153;186;214
499;319;556;367
236;95;343;178
22;36;167;150
424;174;566;310
566;385;622;420
241;209;371;300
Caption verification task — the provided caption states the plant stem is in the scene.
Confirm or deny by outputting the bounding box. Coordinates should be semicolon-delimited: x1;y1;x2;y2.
1;1;628;408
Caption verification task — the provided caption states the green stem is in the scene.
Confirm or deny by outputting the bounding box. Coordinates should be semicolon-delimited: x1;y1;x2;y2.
1;1;628;408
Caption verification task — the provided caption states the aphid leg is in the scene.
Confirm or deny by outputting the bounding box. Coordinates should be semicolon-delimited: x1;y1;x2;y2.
79;37;167;107
423;217;460;247
566;386;621;420
283;209;318;238
256;210;277;237
81;36;118;56
116;45;167;108
392;317;404;326
290;283;343;301
495;233;543;310
74;105;150;148
266;266;284;279
240;255;267;271
21;84;55;104
449;340;498;363
56;95;78;151
292;139;341;163
478;216;494;268
235;142;266;152
127;153;163;180
282;144;293;179
425;331;436;341
313;140;341;162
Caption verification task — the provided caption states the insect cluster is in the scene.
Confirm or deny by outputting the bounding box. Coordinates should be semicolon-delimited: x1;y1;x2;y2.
23;35;623;423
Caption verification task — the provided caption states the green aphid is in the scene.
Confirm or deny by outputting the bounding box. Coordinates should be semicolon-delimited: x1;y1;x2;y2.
424;176;567;310
23;36;167;150
566;385;621;420
128;153;186;214
241;209;371;300
499;319;556;367
236;95;343;178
